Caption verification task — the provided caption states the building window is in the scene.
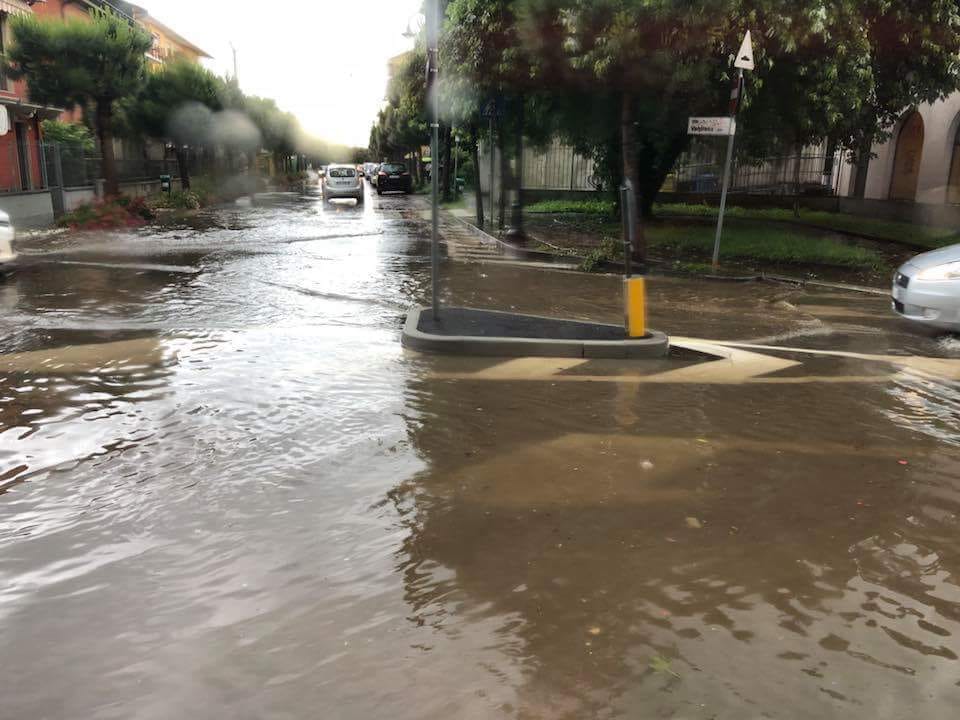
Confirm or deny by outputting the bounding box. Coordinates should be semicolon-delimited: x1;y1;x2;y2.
948;121;960;205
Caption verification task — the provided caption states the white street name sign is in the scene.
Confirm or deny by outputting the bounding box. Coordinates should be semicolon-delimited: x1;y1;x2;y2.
688;117;736;136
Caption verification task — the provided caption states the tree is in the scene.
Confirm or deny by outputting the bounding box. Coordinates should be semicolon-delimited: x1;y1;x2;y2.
443;0;960;247
125;59;223;190
444;0;537;228
6;8;152;196
368;49;429;184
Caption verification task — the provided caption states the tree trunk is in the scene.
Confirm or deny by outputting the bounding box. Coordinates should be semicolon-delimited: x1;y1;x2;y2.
176;147;191;191
95;100;119;197
852;138;871;199
793;143;803;218
638;130;689;218
498;118;509;230
441;125;453;202
505;95;525;239
470;132;484;226
620;91;644;263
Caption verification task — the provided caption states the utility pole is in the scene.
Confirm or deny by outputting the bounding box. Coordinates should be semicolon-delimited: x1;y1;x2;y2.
230;42;238;83
427;0;440;318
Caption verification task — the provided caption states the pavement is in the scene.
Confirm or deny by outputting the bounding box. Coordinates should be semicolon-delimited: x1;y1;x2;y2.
3;186;960;719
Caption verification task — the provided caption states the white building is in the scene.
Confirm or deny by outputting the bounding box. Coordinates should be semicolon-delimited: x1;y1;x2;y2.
839;93;960;205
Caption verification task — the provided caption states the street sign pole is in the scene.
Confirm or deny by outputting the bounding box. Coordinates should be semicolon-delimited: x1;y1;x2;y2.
711;70;740;270
427;0;440;318
712;30;754;270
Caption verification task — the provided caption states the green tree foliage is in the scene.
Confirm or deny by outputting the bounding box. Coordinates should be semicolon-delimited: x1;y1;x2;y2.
6;8;152;195
40;119;95;151
441;0;960;237
369;48;428;180
124;59;222;189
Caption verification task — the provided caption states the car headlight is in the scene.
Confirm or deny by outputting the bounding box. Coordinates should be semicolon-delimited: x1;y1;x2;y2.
916;262;960;281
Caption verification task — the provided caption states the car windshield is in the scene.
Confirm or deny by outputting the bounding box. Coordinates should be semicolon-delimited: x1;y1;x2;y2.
7;4;960;720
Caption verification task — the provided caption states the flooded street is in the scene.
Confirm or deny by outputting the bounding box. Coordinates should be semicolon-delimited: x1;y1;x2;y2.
3;189;960;719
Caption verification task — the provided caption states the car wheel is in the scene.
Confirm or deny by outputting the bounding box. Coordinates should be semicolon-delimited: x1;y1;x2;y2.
356;194;364;205
376;188;382;195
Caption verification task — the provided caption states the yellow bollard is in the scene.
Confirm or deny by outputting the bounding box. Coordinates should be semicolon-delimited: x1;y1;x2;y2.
623;277;647;337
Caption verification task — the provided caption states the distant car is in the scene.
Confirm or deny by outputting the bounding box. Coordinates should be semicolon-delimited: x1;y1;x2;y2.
364;163;378;181
0;210;18;272
892;244;960;331
322;164;364;204
376;162;412;195
369;164;381;187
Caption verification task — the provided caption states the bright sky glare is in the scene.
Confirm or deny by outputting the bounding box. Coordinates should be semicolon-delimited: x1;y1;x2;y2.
147;0;423;147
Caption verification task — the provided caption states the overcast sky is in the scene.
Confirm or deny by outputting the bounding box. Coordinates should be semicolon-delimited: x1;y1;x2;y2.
148;0;423;147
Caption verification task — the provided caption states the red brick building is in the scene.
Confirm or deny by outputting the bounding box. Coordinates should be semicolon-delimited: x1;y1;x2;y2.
0;0;61;192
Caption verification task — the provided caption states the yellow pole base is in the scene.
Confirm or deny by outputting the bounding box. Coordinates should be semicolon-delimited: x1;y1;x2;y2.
624;277;647;338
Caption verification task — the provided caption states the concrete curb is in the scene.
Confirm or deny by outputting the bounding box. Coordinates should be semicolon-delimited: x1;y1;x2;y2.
402;306;670;359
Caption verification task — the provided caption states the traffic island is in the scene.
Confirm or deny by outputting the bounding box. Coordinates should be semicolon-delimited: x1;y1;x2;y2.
402;306;669;358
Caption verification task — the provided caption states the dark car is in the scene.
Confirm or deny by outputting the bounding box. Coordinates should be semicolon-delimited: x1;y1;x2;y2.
376;162;412;194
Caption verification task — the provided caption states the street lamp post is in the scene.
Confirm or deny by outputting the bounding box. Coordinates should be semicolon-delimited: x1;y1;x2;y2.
427;0;440;319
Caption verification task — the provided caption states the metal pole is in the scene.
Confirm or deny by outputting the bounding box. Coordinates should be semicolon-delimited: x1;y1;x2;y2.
453;135;459;195
712;68;742;270
488;115;495;230
621;179;637;278
428;0;440;318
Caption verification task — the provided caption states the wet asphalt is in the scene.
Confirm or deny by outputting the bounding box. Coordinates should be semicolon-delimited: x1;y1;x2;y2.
2;187;960;719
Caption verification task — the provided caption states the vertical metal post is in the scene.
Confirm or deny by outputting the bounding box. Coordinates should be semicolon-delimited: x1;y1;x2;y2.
488;115;495;229
712;68;742;270
428;0;440;318
453;134;459;195
621;179;637;279
51;142;66;217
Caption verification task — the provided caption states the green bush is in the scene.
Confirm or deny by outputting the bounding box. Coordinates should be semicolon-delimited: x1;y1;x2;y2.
578;237;622;272
149;189;201;210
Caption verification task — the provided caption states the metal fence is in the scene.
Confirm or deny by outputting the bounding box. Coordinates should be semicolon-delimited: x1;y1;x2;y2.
520;140;599;191
666;152;840;196
2;141;181;194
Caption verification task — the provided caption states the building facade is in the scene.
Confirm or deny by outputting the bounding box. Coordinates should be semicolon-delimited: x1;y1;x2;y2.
0;0;62;193
837;93;960;207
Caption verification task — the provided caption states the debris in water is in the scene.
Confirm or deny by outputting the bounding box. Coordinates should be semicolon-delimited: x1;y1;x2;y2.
640;460;655;471
898;459;909;466
686;517;703;529
649;655;681;679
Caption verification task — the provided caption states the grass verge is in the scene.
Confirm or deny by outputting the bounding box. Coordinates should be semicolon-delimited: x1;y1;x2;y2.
524;213;886;273
655;203;960;249
524;198;960;249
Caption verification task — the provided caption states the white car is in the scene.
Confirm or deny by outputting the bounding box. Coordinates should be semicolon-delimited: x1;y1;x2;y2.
892;243;960;331
0;209;18;271
322;164;364;204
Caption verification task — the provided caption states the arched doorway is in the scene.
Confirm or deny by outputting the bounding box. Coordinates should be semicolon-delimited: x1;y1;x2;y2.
948;119;960;204
889;111;924;201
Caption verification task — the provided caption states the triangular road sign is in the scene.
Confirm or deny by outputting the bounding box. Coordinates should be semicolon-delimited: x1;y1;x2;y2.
734;30;754;70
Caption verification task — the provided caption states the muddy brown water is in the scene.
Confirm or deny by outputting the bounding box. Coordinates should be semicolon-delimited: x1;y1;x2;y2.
2;191;960;718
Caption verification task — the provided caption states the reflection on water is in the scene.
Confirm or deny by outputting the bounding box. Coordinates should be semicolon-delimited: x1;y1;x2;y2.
397;369;960;717
1;192;960;718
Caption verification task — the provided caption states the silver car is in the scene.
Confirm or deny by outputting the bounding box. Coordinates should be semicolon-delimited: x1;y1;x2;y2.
322;164;364;204
892;244;960;331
